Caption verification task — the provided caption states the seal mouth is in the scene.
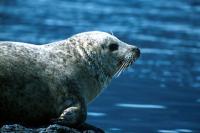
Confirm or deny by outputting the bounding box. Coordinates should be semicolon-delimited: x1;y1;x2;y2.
114;51;139;77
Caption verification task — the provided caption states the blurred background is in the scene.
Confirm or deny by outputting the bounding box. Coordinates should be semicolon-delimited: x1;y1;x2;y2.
0;0;200;132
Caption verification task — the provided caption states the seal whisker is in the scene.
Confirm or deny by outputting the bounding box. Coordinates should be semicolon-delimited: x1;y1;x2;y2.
114;62;125;77
114;64;125;77
114;58;130;77
114;53;135;78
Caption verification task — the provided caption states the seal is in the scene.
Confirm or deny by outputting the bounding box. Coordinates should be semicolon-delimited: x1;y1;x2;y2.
0;31;140;128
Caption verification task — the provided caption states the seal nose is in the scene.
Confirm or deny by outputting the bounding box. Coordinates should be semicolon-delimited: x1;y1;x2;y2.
131;47;140;58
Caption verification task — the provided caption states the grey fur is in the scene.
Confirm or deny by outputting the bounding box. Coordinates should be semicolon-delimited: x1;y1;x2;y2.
0;31;140;127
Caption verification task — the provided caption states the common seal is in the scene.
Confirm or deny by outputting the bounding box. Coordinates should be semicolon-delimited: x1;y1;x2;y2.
0;31;140;127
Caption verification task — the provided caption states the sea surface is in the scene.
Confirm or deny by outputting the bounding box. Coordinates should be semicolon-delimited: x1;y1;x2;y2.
0;0;200;133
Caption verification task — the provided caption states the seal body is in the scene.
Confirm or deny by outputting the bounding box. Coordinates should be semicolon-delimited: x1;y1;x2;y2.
0;31;140;127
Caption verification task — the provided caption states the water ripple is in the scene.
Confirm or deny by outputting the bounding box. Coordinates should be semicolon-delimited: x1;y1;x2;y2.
142;48;175;55
196;99;200;103
116;103;166;109
158;129;193;133
88;112;106;117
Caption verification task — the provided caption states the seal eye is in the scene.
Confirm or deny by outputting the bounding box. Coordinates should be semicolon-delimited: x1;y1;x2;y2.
109;43;118;51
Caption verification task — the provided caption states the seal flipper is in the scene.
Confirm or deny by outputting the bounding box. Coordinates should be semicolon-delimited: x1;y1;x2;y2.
53;94;87;127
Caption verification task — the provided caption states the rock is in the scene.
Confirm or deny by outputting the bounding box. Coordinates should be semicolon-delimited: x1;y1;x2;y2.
0;124;104;133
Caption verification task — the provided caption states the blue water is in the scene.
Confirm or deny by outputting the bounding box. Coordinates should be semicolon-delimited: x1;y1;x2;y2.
0;0;200;132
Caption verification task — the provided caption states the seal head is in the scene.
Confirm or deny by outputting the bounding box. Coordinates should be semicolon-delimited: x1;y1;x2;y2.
49;31;140;102
57;31;140;89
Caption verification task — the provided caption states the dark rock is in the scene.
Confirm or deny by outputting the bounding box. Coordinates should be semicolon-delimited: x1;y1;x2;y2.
0;124;104;133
